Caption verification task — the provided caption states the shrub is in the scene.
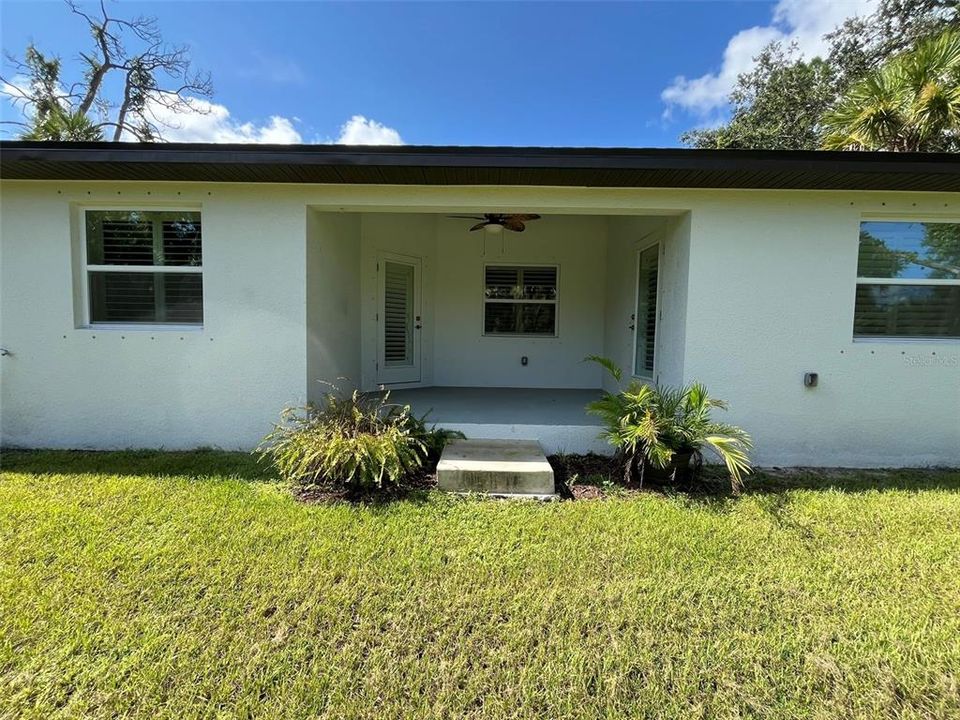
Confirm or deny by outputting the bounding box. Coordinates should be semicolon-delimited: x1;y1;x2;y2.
586;356;753;492
257;387;460;492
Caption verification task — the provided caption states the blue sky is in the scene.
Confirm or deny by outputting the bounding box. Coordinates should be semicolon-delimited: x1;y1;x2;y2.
0;0;873;146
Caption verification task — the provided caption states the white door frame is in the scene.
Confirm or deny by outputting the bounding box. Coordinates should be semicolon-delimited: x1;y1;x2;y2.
376;251;422;385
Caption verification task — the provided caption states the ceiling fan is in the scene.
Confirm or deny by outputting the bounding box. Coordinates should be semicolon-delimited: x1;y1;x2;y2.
448;213;541;233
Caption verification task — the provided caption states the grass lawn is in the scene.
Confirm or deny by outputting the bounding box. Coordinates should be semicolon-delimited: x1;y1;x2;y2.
2;451;959;719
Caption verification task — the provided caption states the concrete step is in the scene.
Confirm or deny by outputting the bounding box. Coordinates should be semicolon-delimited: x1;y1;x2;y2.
437;438;556;499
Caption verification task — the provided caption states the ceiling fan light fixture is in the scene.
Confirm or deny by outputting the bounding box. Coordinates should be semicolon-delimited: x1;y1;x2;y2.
448;213;541;233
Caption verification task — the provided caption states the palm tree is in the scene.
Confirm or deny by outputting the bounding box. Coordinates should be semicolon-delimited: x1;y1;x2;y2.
22;107;103;142
822;30;960;152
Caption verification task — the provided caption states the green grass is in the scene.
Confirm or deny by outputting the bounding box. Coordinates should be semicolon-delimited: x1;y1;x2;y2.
2;451;959;719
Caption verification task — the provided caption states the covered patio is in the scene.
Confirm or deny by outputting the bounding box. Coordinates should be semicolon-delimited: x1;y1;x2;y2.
307;207;692;454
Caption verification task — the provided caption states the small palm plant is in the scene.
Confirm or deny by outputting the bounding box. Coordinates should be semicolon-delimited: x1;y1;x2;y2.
586;356;752;492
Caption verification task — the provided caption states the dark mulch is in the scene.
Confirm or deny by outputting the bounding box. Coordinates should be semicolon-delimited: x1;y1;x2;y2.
548;453;621;499
294;468;438;505
569;484;606;500
548;453;619;484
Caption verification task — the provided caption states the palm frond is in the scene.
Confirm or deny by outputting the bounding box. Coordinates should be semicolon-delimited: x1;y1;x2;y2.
585;354;622;383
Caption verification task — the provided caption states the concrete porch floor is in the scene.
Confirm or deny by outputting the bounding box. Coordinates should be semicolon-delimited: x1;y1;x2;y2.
386;387;604;425
385;387;608;455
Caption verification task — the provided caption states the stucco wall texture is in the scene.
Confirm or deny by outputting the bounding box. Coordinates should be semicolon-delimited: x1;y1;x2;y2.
2;180;957;465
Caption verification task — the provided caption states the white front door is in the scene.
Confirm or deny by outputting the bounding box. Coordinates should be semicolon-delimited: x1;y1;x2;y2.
377;253;422;385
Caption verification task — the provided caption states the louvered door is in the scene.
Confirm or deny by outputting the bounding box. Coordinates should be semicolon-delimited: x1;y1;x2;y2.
377;254;421;384
633;244;660;379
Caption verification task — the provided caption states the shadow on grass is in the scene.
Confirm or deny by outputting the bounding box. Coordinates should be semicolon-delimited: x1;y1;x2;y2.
0;448;277;482
638;466;960;518
570;466;960;510
0;449;438;506
4;450;958;509
742;467;960;494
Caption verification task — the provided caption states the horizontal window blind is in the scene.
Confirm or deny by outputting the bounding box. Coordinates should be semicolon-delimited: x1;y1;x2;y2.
483;265;558;335
383;261;413;366
161;220;203;266
854;285;960;338
85;210;203;325
634;244;658;376
854;222;959;339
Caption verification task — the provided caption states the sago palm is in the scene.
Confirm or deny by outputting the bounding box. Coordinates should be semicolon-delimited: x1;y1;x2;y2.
586;356;752;492
822;30;960;152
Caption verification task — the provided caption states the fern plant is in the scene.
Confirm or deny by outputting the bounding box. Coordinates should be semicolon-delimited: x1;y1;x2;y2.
585;356;752;492
257;386;460;492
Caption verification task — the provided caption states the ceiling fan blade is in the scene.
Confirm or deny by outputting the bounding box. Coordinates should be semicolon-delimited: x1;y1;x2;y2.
469;221;490;232
509;214;541;222
448;215;486;220
503;219;526;232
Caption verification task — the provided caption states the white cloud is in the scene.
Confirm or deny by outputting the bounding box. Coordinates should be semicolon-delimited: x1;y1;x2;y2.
2;80;406;147
661;0;874;115
335;114;404;145
140;95;303;143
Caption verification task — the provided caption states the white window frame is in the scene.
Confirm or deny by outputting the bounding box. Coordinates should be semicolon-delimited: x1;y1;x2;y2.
481;263;560;338
78;206;204;331
854;215;960;343
632;240;662;381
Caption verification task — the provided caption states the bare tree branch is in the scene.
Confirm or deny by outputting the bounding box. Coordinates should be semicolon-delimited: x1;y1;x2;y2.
3;0;213;141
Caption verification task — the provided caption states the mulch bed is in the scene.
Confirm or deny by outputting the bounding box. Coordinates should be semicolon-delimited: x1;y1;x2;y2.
294;452;719;504
294;468;438;505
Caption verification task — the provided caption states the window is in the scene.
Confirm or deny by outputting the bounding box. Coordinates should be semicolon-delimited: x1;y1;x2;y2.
854;221;960;339
483;265;557;336
84;210;203;326
634;244;659;376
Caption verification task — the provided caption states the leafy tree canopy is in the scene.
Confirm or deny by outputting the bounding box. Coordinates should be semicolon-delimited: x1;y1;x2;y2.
682;0;959;150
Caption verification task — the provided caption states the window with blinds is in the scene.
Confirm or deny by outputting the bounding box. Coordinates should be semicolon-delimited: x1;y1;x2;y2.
634;244;659;377
483;265;558;336
854;221;959;339
383;261;414;366
84;210;203;325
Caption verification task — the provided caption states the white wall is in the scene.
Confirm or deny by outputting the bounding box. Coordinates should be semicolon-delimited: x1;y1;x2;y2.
656;215;692;388
307;210;360;403
2;180;957;467
1;182;308;450
353;213;609;390
681;196;960;467
432;214;608;389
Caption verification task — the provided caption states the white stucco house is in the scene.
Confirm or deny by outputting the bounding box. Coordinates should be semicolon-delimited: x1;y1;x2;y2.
1;141;958;467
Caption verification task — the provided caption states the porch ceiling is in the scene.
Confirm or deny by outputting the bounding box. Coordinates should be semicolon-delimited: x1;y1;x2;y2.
3;141;959;192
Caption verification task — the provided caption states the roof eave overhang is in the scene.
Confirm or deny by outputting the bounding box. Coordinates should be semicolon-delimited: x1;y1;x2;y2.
1;141;958;192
